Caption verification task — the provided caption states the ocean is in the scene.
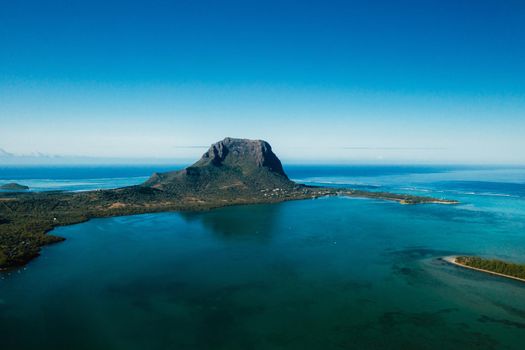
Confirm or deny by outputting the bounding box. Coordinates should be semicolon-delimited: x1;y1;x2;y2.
1;165;525;349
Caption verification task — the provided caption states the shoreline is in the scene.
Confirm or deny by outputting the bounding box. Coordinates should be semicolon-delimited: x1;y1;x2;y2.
443;256;525;283
0;185;458;270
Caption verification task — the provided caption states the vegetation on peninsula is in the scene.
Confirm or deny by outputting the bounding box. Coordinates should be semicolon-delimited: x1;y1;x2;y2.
455;256;525;280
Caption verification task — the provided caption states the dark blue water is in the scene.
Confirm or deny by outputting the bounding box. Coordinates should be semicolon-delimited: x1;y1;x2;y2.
1;165;525;349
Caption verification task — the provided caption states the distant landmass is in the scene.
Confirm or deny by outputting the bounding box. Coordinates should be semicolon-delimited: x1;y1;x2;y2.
0;138;458;268
0;183;29;191
0;148;14;157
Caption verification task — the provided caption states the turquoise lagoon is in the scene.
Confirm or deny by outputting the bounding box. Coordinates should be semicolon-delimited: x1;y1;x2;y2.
1;166;525;349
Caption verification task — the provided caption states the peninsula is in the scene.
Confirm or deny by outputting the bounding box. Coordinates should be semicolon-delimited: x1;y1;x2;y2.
444;256;525;283
0;138;458;269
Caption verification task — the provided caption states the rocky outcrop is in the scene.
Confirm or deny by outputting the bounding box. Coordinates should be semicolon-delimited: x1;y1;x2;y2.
144;138;293;195
0;183;29;191
193;137;287;176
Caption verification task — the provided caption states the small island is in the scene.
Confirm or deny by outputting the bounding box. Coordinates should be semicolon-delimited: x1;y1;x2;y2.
0;138;458;269
0;183;29;191
444;256;525;282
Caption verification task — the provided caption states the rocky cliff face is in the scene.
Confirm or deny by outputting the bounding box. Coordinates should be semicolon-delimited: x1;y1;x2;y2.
144;138;294;195
193;138;287;176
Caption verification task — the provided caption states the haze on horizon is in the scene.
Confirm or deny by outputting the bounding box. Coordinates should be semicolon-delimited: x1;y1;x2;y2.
1;0;524;165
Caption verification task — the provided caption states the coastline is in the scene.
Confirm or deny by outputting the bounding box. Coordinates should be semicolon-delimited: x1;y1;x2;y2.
0;187;458;269
443;256;525;283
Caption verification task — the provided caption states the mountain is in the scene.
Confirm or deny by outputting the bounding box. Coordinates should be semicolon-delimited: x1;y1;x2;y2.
144;138;296;196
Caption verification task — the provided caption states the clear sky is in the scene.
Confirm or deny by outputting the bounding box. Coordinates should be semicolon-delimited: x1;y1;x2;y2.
1;0;524;164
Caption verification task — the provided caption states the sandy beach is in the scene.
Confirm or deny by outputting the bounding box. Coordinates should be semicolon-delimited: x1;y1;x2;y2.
443;256;525;283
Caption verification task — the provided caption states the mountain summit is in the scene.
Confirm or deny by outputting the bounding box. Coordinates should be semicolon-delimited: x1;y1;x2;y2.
144;138;294;195
193;137;287;177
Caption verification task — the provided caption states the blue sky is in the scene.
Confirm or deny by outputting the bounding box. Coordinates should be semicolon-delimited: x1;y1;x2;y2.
1;0;524;164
